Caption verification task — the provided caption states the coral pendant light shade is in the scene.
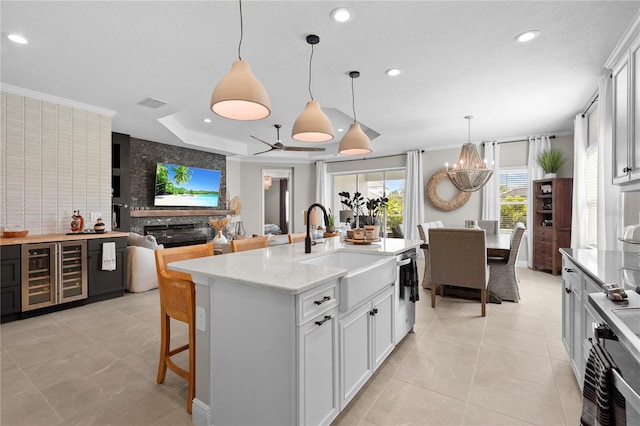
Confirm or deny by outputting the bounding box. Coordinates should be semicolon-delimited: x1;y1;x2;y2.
339;123;372;155
292;101;334;142
210;60;271;121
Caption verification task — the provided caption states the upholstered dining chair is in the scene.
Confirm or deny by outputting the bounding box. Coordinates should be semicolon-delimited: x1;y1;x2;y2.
230;236;269;252
154;243;214;413
478;220;499;234
417;221;444;289
428;228;489;316
487;222;526;302
287;232;306;244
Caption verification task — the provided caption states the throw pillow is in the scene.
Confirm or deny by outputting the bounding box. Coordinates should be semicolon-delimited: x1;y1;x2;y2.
127;232;163;250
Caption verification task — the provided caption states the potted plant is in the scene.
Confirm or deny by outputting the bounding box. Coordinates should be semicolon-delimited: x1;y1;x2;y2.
363;196;388;238
338;191;364;227
537;149;566;178
326;208;336;233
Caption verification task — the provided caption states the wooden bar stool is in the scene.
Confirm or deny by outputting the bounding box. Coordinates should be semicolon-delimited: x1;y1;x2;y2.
230;236;268;252
287;232;306;244
154;243;213;413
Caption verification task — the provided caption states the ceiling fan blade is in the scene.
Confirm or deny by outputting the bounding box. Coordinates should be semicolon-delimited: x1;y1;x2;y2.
250;135;277;148
253;148;275;155
282;146;326;152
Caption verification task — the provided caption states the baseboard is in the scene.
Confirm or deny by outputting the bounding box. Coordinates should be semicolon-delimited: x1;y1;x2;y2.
191;398;212;426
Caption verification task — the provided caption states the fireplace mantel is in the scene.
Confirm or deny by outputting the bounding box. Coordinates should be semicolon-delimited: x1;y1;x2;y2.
130;209;235;218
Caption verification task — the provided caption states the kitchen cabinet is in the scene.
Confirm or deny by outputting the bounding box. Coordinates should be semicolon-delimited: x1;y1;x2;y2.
1;245;21;322
610;31;640;185
87;237;127;302
562;256;583;384
533;178;573;275
298;306;339;426
339;285;394;407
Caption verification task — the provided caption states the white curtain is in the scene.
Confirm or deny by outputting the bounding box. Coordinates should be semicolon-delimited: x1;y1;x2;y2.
404;150;424;243
315;160;327;206
481;142;501;221
597;74;620;250
571;114;589;248
526;135;551;268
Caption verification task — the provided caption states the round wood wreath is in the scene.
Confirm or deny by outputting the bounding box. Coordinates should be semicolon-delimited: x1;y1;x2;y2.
426;168;471;211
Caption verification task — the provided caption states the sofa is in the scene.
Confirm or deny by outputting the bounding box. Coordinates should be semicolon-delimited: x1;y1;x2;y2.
127;233;164;293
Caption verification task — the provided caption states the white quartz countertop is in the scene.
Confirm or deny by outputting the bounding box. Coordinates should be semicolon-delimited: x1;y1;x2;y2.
168;237;421;294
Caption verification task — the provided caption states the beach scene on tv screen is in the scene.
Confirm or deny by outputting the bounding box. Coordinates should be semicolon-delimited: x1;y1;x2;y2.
154;163;220;207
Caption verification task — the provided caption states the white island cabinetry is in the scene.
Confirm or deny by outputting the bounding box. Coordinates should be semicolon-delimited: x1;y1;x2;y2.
170;237;420;426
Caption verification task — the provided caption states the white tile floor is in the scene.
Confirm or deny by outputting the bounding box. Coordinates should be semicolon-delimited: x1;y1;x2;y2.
1;264;582;425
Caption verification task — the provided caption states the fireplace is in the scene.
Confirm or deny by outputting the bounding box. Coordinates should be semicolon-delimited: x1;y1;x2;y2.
144;224;212;248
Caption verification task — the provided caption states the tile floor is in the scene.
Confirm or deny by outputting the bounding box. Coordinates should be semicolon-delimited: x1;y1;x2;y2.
1;264;582;425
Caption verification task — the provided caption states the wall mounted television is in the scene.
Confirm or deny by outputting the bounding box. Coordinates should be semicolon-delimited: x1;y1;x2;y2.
154;162;221;207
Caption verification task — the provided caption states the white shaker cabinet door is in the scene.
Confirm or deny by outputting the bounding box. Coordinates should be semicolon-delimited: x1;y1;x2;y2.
372;286;395;369
298;306;339;426
340;303;373;407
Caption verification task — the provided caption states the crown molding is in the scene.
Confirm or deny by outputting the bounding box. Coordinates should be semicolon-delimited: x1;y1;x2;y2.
0;84;116;116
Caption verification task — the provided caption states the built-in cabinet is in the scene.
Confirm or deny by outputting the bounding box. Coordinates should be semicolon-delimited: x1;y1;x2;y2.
610;29;640;185
112;132;131;231
0;245;22;321
87;237;127;302
533;178;573;275
1;233;128;322
561;253;605;389
339;285;394;407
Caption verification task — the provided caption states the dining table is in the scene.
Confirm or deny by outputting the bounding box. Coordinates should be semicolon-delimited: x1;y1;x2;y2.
420;231;512;259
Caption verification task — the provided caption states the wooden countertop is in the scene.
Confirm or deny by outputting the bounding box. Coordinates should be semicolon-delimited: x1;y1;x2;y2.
0;231;130;246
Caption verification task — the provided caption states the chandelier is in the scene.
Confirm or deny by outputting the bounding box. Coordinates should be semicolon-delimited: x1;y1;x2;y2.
446;116;493;192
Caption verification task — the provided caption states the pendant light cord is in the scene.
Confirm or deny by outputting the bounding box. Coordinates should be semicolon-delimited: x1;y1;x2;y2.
351;77;357;123
237;0;244;60
308;43;315;101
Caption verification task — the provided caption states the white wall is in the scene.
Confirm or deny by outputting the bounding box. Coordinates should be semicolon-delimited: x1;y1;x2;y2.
1;91;113;235
237;162;314;236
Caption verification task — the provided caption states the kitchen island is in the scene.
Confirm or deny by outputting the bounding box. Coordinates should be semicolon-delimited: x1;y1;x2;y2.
169;236;421;426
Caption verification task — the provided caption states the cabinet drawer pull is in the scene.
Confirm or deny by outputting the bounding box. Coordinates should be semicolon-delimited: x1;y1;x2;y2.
564;268;575;273
565;288;572;294
315;315;332;326
623;167;630;173
314;296;331;305
369;308;379;316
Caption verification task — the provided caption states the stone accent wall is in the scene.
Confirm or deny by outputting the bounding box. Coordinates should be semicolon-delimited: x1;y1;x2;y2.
128;137;227;235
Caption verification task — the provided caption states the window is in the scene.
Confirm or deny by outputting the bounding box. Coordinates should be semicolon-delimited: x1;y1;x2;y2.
332;169;406;238
499;168;528;232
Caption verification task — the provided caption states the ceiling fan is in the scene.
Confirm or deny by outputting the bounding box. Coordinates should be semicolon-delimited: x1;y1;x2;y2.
251;124;327;155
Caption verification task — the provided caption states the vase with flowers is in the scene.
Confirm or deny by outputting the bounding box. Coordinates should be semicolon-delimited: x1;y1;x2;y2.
209;216;231;244
537;148;566;178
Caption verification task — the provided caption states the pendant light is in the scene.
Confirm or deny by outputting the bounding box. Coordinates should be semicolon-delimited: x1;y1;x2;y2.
339;71;372;155
210;0;271;120
292;35;334;142
446;116;493;192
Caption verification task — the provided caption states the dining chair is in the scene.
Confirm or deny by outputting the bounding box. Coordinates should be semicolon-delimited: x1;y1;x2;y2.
287;232;306;244
487;222;526;302
230;236;269;252
478;220;499;234
154;243;214;413
428;228;489;316
417;221;444;289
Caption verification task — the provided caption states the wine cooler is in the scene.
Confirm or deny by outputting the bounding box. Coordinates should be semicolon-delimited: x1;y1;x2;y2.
21;241;87;311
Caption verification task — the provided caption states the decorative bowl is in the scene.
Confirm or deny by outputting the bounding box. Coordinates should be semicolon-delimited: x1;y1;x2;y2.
3;230;29;238
622;225;640;243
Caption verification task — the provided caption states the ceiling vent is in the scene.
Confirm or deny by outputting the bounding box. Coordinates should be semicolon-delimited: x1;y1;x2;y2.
137;97;167;109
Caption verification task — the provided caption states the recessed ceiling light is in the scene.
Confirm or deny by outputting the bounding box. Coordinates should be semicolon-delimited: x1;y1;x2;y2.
203;118;212;123
515;30;540;43
385;68;402;77
7;34;28;44
331;7;352;23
